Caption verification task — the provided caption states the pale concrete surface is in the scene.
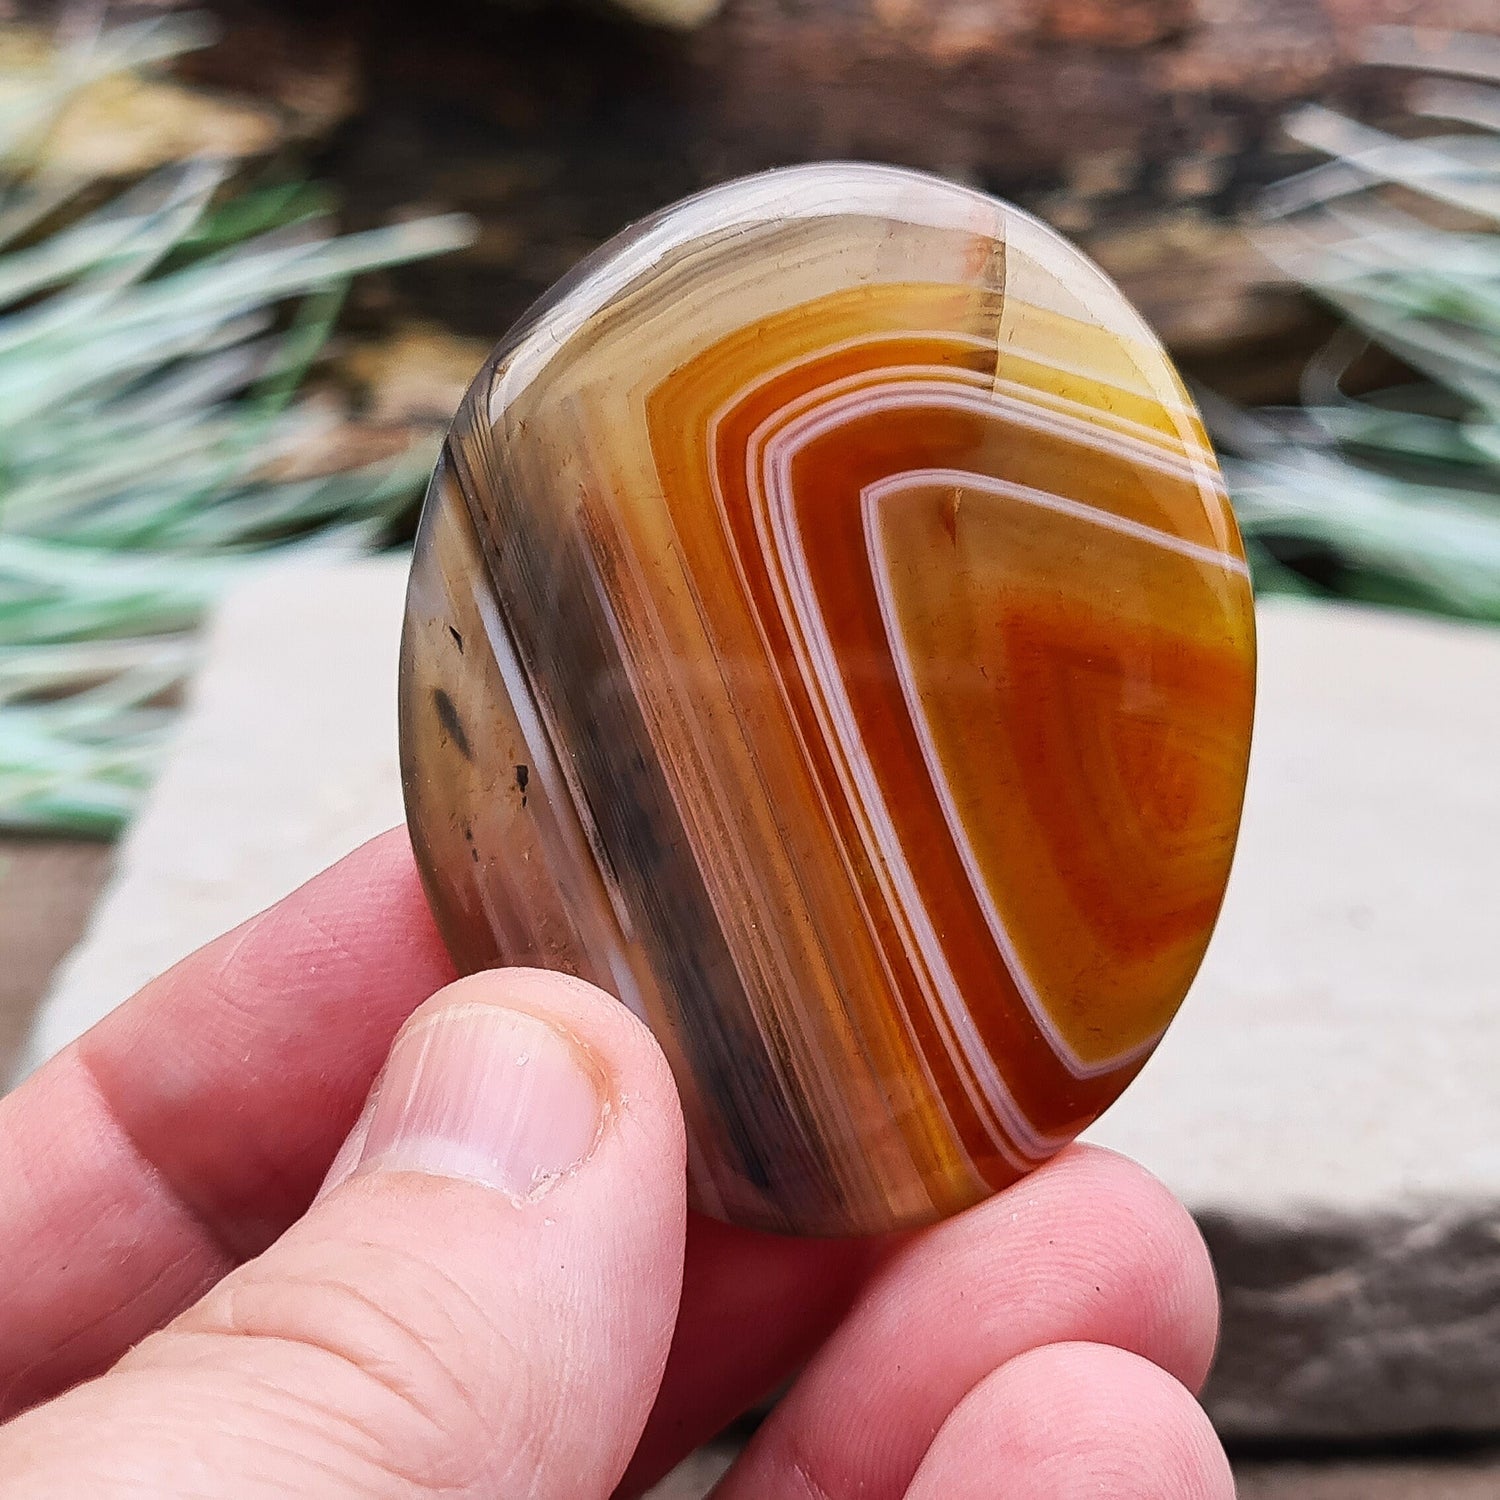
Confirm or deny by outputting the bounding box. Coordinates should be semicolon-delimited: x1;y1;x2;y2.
20;562;1500;1440
1089;601;1500;1213
17;555;410;1078
1087;602;1500;1440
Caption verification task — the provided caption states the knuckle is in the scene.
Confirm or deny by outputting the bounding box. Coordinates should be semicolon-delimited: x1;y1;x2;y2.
164;1238;535;1494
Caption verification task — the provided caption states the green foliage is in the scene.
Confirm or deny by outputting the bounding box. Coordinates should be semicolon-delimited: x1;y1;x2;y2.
1223;29;1500;622
0;17;472;834
8;19;1495;836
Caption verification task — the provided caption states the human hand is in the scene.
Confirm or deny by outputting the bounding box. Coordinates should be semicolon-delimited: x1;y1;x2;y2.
0;830;1232;1497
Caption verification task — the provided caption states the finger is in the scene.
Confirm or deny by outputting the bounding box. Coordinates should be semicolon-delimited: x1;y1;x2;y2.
617;1215;879;1496
905;1342;1234;1500
1;823;885;1464
0;828;455;1417
714;1145;1219;1500
0;969;688;1500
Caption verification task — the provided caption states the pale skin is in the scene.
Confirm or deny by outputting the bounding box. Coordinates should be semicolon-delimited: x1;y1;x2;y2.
0;830;1234;1497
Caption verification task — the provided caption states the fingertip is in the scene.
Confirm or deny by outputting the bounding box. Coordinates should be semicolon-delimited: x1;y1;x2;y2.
991;1144;1221;1392
676;1142;1223;1500
312;964;688;1218
908;1341;1234;1500
86;964;693;1500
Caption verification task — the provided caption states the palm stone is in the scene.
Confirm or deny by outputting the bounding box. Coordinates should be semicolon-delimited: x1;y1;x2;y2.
399;162;1256;1237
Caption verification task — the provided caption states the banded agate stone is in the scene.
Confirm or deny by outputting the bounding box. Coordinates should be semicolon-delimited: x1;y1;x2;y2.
399;163;1255;1237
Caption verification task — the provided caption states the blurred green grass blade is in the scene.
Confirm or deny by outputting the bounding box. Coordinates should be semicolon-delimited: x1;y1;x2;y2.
0;534;252;644
1302;403;1499;467
0;15;473;833
1228;451;1500;619
1226;36;1500;625
174;180;337;257
0;637;195;700
1282;106;1500;222
0;14;217;158
0;215;474;423
0;160;225;311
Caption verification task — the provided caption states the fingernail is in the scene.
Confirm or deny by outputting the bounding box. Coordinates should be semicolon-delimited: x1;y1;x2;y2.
351;1003;606;1201
316;1090;377;1201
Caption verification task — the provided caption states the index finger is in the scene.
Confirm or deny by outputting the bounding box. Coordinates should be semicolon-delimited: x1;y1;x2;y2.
0;828;455;1418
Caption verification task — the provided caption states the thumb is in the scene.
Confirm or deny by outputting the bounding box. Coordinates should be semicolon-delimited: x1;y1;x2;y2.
0;969;688;1499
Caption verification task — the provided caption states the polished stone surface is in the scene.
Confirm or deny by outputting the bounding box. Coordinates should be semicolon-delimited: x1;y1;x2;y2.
399;163;1255;1236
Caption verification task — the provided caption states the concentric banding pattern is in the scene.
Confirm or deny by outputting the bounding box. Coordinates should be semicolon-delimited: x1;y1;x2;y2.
399;164;1256;1236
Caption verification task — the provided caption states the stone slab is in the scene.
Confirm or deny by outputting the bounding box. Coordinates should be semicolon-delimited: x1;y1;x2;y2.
1087;601;1500;1439
19;559;1500;1440
1089;602;1500;1215
638;1442;1500;1499
1235;1454;1500;1499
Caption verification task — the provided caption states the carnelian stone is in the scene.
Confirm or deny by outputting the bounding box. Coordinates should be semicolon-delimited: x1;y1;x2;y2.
398;163;1255;1236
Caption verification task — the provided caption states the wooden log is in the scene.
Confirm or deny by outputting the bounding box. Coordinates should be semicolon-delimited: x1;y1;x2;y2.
162;0;1500;393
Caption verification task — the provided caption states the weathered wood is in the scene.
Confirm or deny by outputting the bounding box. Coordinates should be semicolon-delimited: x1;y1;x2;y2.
140;0;1500;389
0;841;112;1081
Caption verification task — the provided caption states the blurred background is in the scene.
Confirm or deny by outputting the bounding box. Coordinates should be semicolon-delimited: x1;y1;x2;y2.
0;2;1496;1495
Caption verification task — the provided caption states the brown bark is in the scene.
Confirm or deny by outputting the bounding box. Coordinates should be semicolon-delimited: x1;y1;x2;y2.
147;0;1500;391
